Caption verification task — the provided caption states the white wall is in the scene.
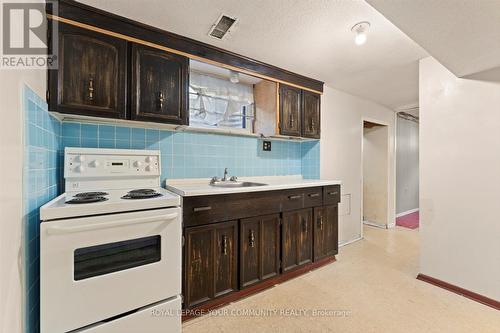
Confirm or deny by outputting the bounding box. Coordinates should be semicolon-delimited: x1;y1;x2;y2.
396;116;419;214
321;86;396;244
363;125;389;225
420;57;500;300
0;69;46;333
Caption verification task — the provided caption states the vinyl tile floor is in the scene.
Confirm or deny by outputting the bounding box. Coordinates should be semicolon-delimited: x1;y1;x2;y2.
182;225;500;333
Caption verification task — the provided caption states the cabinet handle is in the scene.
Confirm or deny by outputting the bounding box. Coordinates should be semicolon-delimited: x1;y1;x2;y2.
302;218;308;233
158;92;165;109
221;235;228;255
289;111;295;128
249;230;255;248
88;77;94;101
193;206;211;212
328;191;339;196
288;195;301;200
310;118;315;132
308;193;320;198
318;216;324;230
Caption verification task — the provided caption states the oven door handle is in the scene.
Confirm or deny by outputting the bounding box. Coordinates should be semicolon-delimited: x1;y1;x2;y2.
45;213;179;235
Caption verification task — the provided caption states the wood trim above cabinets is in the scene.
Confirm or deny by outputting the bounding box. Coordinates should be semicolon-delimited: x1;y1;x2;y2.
48;0;324;94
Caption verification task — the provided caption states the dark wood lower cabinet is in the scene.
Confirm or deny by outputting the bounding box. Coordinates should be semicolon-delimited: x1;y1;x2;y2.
313;205;338;261
282;209;313;272
183;221;237;308
182;186;340;312
240;214;280;288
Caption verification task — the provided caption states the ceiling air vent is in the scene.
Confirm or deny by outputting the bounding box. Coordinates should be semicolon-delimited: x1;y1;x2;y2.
208;14;237;40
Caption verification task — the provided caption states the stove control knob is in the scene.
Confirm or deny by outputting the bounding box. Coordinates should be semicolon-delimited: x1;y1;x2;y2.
145;165;152;172
75;165;85;173
90;160;99;168
134;161;142;168
146;156;154;163
75;155;85;162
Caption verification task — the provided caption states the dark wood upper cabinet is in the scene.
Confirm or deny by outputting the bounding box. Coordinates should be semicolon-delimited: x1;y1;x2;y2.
301;91;321;139
240;214;280;288
131;44;189;125
279;84;302;137
183;221;237;309
282;209;313;272
313;205;338;261
49;23;127;118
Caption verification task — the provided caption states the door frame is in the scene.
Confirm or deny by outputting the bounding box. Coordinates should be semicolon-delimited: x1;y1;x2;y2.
360;117;394;238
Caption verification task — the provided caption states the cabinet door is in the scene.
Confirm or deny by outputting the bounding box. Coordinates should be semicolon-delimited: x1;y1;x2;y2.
313;205;338;261
240;217;261;288
184;225;214;308
297;209;313;266
301;91;321;139
131;44;189;125
324;205;339;257
261;215;281;280
313;207;326;260
214;221;238;298
279;84;302;137
282;209;312;272
50;23;127;118
240;214;280;288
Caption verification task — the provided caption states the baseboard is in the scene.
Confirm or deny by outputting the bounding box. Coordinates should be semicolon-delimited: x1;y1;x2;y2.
339;236;363;247
363;220;387;229
416;274;500;310
396;208;419;218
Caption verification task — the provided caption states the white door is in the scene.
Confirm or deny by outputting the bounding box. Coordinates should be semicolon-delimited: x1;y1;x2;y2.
41;207;181;333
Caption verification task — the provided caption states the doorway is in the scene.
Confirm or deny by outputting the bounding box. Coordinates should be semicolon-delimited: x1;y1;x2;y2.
362;120;389;228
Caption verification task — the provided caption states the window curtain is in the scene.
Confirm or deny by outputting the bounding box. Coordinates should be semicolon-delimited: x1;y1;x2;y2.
189;71;254;129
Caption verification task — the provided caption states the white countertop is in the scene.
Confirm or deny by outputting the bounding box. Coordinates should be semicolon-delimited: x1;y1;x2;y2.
165;175;341;197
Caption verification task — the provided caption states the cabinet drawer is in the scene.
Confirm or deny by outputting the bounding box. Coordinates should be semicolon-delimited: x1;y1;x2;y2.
226;191;281;220
183;196;227;227
281;189;305;212
303;187;323;208
323;185;341;205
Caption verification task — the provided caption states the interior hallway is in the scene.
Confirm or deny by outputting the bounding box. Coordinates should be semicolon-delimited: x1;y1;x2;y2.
183;226;500;333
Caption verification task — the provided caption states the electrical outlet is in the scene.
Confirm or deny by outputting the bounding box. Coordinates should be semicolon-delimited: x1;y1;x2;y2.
263;141;272;151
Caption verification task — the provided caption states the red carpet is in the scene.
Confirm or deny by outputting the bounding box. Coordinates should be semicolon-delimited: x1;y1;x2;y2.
396;211;419;229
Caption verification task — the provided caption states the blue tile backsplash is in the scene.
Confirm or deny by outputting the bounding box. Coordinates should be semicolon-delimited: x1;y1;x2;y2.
60;122;319;183
22;88;320;333
23;85;62;333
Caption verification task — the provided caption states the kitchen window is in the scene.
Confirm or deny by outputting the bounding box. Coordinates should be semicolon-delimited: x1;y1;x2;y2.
189;67;256;133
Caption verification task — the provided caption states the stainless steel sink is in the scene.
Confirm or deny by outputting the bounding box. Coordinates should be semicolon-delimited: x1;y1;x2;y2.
209;181;267;188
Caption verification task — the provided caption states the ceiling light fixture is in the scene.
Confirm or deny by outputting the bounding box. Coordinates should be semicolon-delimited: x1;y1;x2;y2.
351;21;370;46
229;70;240;83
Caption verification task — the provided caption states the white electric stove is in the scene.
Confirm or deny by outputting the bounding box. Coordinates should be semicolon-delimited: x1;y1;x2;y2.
40;148;182;333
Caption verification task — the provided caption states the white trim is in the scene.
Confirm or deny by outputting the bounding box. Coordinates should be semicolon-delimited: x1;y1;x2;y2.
339;236;363;247
396;208;419;218
363;220;387;229
360;117;394;237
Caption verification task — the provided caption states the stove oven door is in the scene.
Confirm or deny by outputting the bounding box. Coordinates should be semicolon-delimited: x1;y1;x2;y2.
40;207;181;333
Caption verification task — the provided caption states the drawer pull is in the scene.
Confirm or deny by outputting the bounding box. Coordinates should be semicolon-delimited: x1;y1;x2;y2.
288;195;302;200
308;193;320;198
193;206;212;212
328;191;339;196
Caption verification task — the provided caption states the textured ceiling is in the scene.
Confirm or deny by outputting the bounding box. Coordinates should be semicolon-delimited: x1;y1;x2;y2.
78;0;428;109
367;0;500;80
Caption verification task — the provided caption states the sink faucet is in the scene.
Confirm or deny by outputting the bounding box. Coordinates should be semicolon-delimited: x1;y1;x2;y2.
222;167;229;181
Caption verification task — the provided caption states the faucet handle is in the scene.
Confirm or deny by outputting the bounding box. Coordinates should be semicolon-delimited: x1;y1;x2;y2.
210;176;220;184
230;176;238;182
